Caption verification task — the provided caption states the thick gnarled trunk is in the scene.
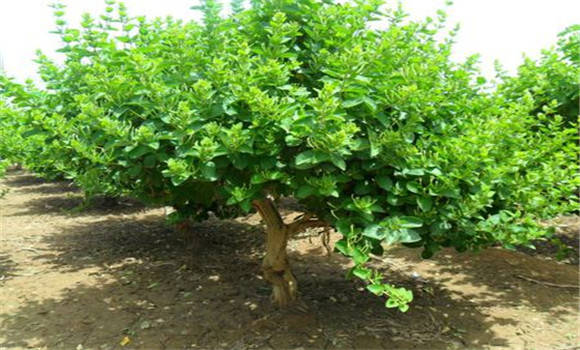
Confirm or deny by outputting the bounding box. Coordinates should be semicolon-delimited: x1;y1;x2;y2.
253;198;327;306
253;198;296;306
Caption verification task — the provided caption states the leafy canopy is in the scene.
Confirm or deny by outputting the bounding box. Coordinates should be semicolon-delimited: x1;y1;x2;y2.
1;0;578;311
496;24;580;126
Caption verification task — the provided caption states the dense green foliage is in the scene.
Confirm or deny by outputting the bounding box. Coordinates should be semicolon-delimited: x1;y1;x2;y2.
1;0;578;310
496;25;579;126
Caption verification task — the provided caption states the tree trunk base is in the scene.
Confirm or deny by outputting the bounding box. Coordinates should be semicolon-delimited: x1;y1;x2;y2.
253;198;297;306
253;198;327;307
263;261;298;306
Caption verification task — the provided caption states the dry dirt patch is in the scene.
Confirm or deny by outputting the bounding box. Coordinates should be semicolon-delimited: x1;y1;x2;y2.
1;171;578;349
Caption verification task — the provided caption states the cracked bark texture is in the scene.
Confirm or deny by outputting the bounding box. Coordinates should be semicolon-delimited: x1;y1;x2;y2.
253;198;327;306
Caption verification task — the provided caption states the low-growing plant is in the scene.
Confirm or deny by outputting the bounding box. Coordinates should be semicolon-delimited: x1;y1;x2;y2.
0;0;578;311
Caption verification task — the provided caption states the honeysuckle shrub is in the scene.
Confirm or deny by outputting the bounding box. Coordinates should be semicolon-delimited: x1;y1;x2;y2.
0;78;53;177
496;24;579;127
0;0;578;310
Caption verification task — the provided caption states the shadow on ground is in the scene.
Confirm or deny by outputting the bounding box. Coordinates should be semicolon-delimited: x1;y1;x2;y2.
1;172;578;349
4;171;148;218
2;171;48;187
0;253;18;284
6;194;149;217
2;213;516;350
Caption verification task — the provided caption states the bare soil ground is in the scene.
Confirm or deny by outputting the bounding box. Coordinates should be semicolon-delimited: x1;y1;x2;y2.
1;170;579;350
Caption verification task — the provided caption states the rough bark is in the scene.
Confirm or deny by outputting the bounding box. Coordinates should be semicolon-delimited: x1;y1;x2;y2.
253;197;327;306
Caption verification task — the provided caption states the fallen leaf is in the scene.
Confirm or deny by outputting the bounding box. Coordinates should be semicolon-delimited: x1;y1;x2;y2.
120;336;131;347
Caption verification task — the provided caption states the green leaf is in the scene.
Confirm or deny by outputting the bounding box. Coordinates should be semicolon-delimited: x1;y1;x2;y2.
296;184;315;198
295;150;316;167
209;104;225;118
402;168;425;176
128;145;150;158
260;157;277;170
362;97;377;112
331;155;347;171
362;224;386;240
231;155;248;169
250;173;266;184
285;135;302;146
295;150;331;169
366;284;385;295
147;141;159;149
399;216;424;228
21;129;44;138
427;168;443;177
353;248;369;264
384;230;401;245
403;132;415;144
354;182;372;195
335;220;354;237
368;238;385;255
374;112;390;128
502;243;516;251
128;164;142;178
223;100;237;116
417;197;433;211
334;239;351;256
398;228;421;243
386;193;401;206
370;141;380;158
143;154;156;168
240;200;252;212
342;98;364;108
376;175;393;191
442;187;461;198
406;181;421;193
200;161;217;181
352;267;372;280
385;299;398;308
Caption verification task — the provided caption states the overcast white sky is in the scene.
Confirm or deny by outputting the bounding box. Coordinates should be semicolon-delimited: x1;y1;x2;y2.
0;0;579;84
